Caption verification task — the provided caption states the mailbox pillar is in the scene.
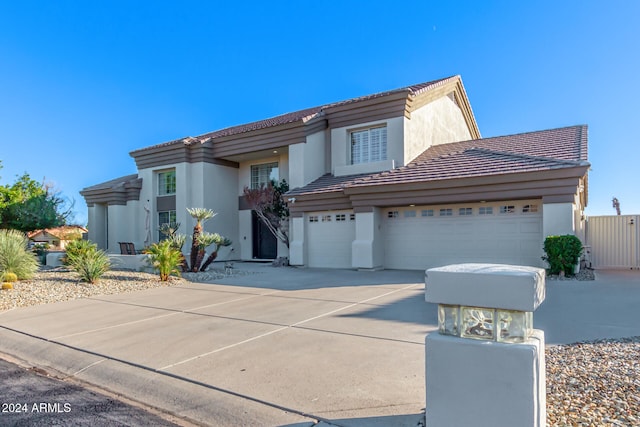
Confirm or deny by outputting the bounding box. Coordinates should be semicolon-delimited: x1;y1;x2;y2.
425;263;546;427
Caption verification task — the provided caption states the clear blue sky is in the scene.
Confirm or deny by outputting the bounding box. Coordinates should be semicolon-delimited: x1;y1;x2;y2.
1;1;638;225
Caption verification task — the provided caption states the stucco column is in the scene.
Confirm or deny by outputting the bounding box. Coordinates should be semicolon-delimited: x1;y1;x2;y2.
425;264;547;427
542;202;575;238
289;215;306;266
352;208;383;270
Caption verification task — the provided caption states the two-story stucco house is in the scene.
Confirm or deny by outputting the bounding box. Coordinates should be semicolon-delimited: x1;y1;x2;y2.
81;75;589;270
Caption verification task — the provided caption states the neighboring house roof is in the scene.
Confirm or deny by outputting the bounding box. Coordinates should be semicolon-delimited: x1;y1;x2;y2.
28;225;88;240
287;125;589;200
130;75;478;157
80;174;143;206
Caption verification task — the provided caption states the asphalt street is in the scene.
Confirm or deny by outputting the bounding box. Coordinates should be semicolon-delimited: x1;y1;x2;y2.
0;357;188;427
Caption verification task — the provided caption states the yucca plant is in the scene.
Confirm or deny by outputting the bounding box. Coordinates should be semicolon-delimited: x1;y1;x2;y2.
186;208;216;272
144;240;183;281
65;240;110;283
0;229;39;280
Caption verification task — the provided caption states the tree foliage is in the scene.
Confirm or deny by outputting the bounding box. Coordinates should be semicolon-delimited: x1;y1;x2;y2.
0;162;72;232
243;179;290;248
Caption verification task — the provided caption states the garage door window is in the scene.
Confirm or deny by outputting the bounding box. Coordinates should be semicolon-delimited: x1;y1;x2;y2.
459;208;473;216
404;210;416;218
388;211;399;218
500;205;515;214
479;207;493;215
440;208;453;216
523;204;539;213
309;216;319;222
422;209;434;217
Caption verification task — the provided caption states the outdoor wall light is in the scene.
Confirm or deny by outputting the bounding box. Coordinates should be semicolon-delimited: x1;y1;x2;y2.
438;304;533;343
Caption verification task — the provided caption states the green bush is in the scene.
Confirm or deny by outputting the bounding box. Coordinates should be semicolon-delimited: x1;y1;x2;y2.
0;229;39;280
543;235;583;276
144;240;183;281
65;240;110;283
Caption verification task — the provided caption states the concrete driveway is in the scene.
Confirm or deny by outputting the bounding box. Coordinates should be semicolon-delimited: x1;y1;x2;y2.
1;264;639;426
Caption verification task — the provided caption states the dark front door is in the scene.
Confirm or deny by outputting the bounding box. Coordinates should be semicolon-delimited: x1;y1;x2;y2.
252;211;277;259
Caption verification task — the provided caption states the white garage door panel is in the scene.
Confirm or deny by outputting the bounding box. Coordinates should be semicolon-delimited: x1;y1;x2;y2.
307;211;355;269
384;201;543;270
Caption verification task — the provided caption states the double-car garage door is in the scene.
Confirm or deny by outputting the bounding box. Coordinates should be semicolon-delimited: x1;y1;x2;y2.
306;200;543;270
383;200;543;270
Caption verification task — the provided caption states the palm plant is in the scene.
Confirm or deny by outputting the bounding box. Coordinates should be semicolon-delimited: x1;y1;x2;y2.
0;229;39;280
200;233;232;272
186;208;216;272
144;240;182;281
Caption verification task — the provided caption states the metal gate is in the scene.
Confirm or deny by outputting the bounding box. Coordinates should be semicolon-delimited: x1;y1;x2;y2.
586;215;640;269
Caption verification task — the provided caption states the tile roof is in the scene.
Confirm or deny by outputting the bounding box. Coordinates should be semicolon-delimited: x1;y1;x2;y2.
131;76;459;154
288;125;589;196
80;174;139;192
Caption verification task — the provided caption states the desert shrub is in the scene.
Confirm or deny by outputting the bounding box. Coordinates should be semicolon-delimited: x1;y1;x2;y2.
0;229;39;280
543;235;583;276
144;240;183;281
63;239;95;265
65;240;110;283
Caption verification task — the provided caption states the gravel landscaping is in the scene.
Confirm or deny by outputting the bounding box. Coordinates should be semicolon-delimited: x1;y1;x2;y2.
1;268;637;426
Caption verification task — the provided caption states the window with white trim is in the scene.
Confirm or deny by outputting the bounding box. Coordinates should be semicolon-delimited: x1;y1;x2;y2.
459;207;473;216
322;215;332;222
387;211;399;218
158;210;177;240
158;170;176;196
350;126;387;164
349;214;356;221
522;204;539;213
440;208;453;216
309;216;319;223
336;214;346;221
251;162;279;189
404;210;416;218
421;209;434;217
500;205;515;214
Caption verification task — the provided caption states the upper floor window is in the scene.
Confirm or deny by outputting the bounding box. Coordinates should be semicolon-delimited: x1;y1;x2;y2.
251;162;279;189
351;126;387;165
158;170;176;196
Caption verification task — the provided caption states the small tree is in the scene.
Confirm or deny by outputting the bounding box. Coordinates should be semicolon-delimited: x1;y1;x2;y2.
200;233;232;271
243;179;290;248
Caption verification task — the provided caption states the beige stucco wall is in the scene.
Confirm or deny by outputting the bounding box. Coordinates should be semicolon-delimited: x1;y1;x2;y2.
87;203;108;250
542;202;576;238
351;208;384;269
331;116;404;177
289;130;327;189
403;96;472;164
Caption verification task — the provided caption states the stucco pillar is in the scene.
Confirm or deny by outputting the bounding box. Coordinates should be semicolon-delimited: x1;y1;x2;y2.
352;208;383;270
88;204;107;250
425;264;546;427
542;202;575;238
289;215;306;266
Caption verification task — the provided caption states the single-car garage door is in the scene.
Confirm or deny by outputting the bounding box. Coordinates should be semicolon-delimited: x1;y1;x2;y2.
307;210;356;268
384;200;543;270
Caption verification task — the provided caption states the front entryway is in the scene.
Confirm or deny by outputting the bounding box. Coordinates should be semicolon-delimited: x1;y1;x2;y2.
252;211;277;259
